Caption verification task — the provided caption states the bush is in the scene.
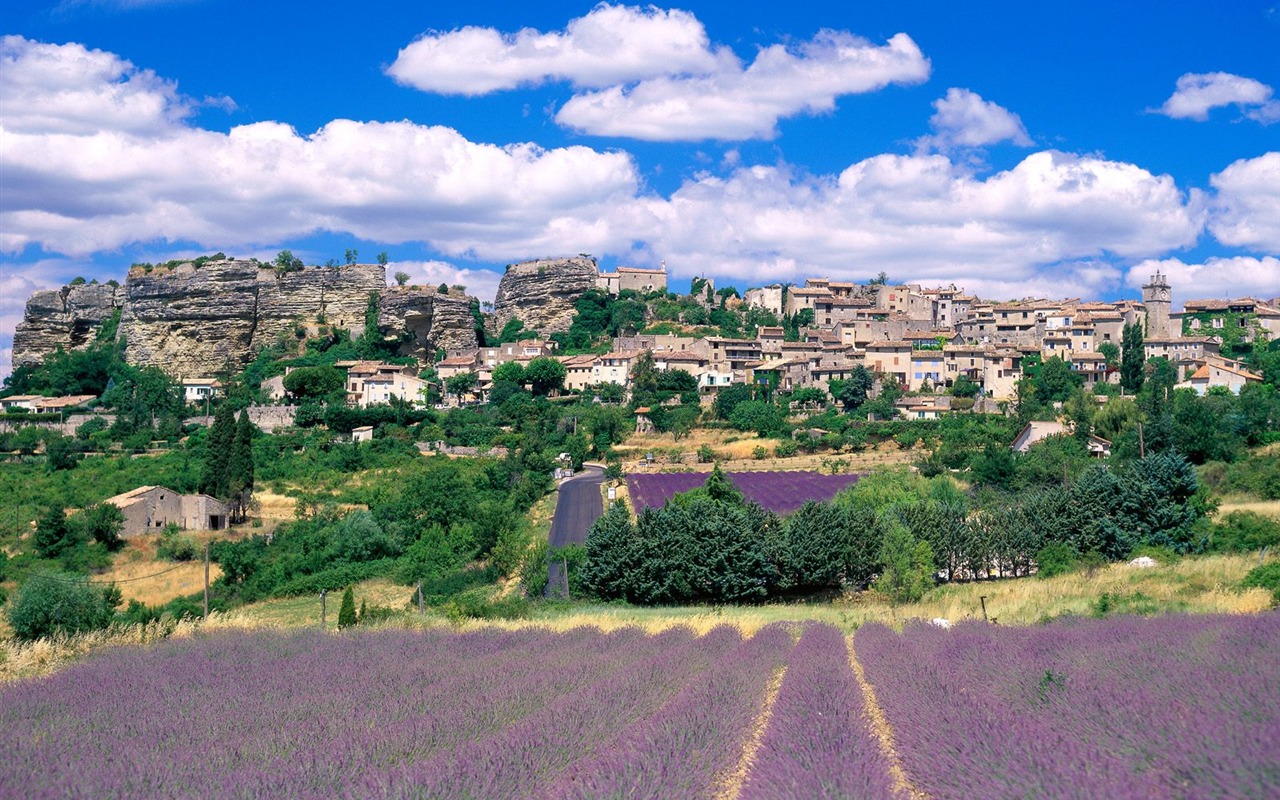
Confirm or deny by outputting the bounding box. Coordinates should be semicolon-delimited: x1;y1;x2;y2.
774;440;798;458
1035;542;1077;578
1208;512;1280;553
337;586;357;628
1241;563;1280;605
7;573;119;641
157;525;200;562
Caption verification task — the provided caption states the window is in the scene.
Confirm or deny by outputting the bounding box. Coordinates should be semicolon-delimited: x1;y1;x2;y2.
1213;318;1224;329
1190;318;1201;329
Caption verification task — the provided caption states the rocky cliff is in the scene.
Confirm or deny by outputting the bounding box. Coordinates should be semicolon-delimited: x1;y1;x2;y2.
13;259;480;376
12;283;124;368
492;256;599;337
378;287;479;362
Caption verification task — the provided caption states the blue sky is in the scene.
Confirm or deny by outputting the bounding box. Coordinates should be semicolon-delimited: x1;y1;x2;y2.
2;1;1278;377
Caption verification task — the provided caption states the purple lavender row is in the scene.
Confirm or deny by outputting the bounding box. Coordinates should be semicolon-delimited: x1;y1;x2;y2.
739;623;897;800
0;625;651;799
544;623;796;800
855;614;1280;800
627;471;860;514
398;625;747;799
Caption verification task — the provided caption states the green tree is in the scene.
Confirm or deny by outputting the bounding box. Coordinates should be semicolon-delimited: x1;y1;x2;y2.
713;384;753;420
875;522;935;604
344;248;358;265
394;270;410;286
1098;341;1120;369
8;573;119;641
581;503;639;600
840;366;874;411
34;506;76;558
1120;322;1145;394
492;361;526;385
227;410;255;520
337;586;357;628
377;252;390;266
274;250;304;272
75;503;125;551
200;402;236;498
438;282;450;294
283;366;345;400
1033;356;1083;405
949;374;980;398
524;357;566;396
445;371;478;401
45;434;80;472
703;463;745;505
629;351;659;402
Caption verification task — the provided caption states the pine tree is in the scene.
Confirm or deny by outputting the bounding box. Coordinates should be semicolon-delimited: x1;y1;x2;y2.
227;410;255;520
200;402;236;498
337;587;357;629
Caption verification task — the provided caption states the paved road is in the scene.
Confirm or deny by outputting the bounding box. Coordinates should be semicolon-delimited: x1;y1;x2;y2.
546;466;605;598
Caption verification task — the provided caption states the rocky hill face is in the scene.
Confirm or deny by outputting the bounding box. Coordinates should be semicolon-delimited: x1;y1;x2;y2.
13;259;479;376
12;283;125;368
493;256;598;337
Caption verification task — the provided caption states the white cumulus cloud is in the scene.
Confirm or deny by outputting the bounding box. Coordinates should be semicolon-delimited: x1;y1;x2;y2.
555;30;930;141
618;151;1204;298
389;260;503;305
1126;256;1280;304
1208;152;1280;252
1155;72;1280;123
386;4;719;95
916;88;1032;152
0;37;641;259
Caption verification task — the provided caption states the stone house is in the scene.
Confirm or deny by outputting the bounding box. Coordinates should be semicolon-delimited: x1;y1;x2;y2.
105;485;229;536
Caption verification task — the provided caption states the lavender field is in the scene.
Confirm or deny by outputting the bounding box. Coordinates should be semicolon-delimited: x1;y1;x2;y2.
627;470;860;514
1;615;1276;799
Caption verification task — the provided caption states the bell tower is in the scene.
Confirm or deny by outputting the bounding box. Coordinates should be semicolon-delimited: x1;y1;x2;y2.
1142;270;1171;338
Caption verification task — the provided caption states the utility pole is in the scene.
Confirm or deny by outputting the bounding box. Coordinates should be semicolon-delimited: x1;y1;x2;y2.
203;542;210;619
417;582;424;615
320;590;327;628
1138;422;1145;458
980;595;989;623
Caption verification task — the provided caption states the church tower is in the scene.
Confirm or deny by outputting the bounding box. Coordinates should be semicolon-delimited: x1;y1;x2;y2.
1142;270;1171;338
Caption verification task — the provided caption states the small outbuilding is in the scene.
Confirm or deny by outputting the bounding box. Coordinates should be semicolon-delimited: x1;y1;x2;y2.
105;486;230;536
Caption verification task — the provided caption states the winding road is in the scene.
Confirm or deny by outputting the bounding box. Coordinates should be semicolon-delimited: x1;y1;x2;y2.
546;465;605;598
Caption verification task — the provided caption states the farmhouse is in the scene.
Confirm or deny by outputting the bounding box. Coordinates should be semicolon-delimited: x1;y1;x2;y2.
105;485;230;536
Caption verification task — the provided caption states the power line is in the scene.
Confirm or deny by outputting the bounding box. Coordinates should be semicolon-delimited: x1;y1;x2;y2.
7;562;193;585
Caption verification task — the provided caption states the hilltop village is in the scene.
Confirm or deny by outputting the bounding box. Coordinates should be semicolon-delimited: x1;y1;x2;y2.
10;255;1276;414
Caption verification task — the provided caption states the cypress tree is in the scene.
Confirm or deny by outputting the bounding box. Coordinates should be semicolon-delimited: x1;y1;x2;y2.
200;402;235;498
1120;322;1145;394
337;587;357;629
227;410;255;520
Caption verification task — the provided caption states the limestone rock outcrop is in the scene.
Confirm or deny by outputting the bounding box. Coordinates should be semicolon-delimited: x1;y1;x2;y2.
378;287;479;361
119;260;385;377
492;256;599;337
13;258;480;377
12;283;124;367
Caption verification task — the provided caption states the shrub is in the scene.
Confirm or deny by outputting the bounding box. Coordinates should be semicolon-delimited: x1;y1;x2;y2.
1035;542;1077;578
8;573;119;641
774;440;798;458
1241;563;1280;605
1208;512;1280;553
337;586;357;628
157;525;200;562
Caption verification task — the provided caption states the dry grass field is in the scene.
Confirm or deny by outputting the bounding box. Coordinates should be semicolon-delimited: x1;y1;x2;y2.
1214;497;1280;520
224;551;1274;637
614;428;915;475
